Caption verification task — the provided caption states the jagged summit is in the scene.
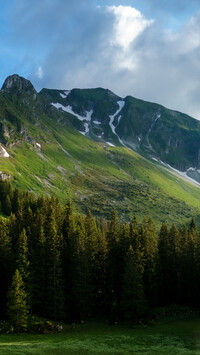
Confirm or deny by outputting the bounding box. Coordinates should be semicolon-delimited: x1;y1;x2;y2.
1;74;37;100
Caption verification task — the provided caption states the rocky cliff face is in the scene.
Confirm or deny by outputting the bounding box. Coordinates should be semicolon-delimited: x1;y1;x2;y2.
1;74;37;100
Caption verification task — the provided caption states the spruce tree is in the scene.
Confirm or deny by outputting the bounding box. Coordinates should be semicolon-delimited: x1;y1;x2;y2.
0;218;13;317
121;246;147;320
93;224;108;315
7;269;28;329
45;207;64;320
157;222;169;305
12;188;20;214
140;218;158;305
16;228;30;283
106;210;121;317
4;195;12;216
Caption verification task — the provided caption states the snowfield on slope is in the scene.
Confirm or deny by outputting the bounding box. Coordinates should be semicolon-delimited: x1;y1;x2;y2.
60;91;71;99
109;101;125;146
0;145;9;157
152;158;200;187
51;103;93;135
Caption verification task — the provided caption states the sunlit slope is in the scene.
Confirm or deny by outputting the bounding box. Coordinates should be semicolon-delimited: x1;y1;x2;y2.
0;74;200;225
41;87;200;183
0;121;200;225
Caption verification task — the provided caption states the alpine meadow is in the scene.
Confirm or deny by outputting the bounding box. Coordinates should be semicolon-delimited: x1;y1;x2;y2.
1;0;200;353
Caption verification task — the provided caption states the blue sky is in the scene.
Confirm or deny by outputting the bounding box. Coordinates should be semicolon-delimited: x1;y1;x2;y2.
1;0;200;119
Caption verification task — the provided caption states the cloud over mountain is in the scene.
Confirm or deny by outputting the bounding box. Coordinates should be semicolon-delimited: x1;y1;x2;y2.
5;0;200;120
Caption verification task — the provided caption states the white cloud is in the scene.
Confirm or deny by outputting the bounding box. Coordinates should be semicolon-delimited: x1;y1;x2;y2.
27;4;200;120
107;6;153;50
36;66;44;79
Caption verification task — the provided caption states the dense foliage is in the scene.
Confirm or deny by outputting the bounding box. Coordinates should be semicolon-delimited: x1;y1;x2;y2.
0;181;200;329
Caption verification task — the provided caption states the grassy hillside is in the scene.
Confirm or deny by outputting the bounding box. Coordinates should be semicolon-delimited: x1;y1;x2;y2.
1;75;200;225
1;122;200;226
41;86;200;173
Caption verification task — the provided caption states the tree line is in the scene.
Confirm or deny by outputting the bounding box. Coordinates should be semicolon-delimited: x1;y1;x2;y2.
0;181;200;329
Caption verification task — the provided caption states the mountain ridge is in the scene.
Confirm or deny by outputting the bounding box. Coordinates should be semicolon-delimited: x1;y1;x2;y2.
0;74;200;225
40;83;200;181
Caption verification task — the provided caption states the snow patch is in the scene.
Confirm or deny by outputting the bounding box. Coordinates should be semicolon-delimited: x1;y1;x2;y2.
93;120;101;124
117;115;122;125
1;145;9;157
106;142;115;147
52;103;92;122
60;90;70;98
83;123;89;135
147;113;161;137
36;142;41;149
152;158;200;187
109;100;125;146
52;102;93;135
60;93;66;99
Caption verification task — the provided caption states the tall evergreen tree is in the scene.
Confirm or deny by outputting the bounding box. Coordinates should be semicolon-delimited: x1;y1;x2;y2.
16;228;30;283
106;210;121;317
121;246;147;320
44;206;64;320
157;222;169;305
93;224;108;315
4;195;12;216
0;218;13;317
139;218;158;305
7;269;29;329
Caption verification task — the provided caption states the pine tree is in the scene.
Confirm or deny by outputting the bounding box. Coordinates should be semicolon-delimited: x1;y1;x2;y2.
158;223;181;304
85;210;98;262
16;228;30;283
75;222;92;320
12;188;20;214
139;218;158;305
63;199;76;239
4;195;12;216
157;222;169;305
0;218;13;318
62;199;78;320
44;206;64;320
121;246;147;320
7;269;28;329
130;216;143;272
106;210;121;318
15;199;26;235
29;219;46;315
92;221;108;315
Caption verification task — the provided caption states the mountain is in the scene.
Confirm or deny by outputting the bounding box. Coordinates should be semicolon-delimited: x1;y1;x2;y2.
40;86;200;182
0;74;200;225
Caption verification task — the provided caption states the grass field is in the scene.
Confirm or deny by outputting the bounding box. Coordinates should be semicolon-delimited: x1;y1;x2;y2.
1;316;200;354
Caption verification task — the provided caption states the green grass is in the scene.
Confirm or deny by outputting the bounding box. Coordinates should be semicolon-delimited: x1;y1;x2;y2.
1;127;200;225
1;317;200;354
1;88;200;225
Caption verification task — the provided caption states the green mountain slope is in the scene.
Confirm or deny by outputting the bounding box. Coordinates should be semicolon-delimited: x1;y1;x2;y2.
41;85;200;182
0;74;200;225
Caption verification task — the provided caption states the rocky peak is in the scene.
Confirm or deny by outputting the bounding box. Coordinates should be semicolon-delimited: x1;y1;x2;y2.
1;74;37;100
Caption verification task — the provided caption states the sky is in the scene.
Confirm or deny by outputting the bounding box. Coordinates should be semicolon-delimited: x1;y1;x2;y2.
1;0;200;119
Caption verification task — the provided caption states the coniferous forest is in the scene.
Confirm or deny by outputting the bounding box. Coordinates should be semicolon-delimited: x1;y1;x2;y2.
0;180;200;330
